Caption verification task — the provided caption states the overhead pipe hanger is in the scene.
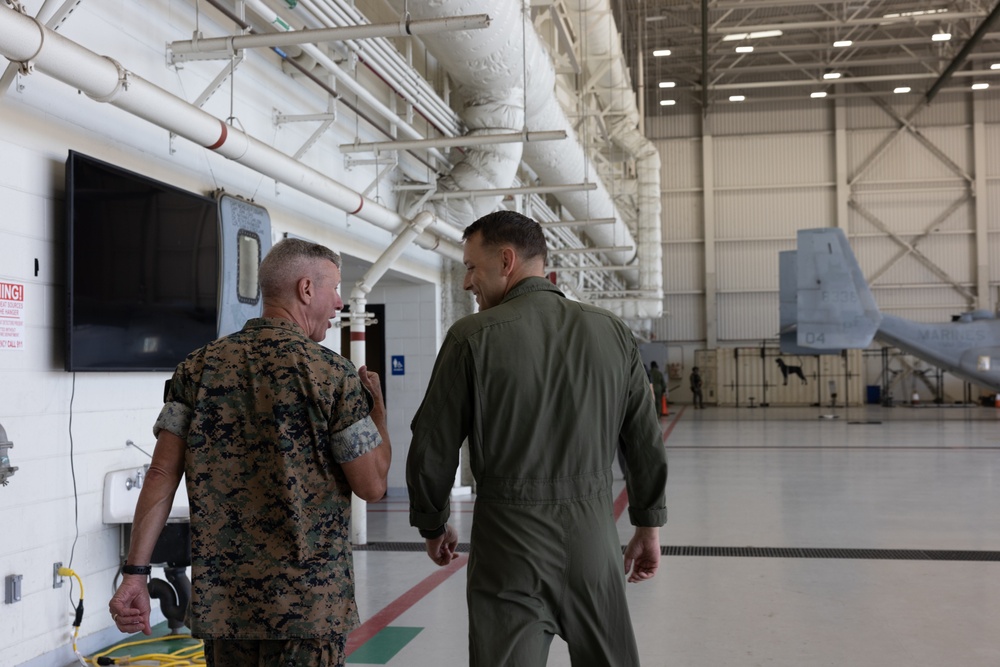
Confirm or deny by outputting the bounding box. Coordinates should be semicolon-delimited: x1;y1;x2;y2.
169;13;492;60
339;129;567;154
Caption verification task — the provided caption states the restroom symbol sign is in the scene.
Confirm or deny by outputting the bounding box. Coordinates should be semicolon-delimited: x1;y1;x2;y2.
391;355;405;376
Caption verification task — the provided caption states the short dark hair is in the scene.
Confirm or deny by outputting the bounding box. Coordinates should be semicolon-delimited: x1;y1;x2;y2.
463;211;547;264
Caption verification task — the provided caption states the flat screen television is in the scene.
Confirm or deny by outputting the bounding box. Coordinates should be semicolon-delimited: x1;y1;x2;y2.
66;151;222;371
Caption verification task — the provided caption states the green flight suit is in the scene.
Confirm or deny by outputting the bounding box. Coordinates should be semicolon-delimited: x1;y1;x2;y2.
408;277;668;667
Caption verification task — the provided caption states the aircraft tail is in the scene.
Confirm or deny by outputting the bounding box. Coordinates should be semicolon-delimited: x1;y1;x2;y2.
787;228;881;350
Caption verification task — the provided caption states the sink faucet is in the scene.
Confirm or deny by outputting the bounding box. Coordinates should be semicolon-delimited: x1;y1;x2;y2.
126;464;150;491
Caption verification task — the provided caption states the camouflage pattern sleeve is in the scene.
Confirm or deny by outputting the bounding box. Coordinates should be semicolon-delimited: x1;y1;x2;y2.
153;367;198;439
329;415;381;464
153;401;193;440
328;370;381;464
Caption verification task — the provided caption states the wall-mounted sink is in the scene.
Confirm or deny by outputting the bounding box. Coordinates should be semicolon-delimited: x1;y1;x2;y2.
103;466;190;524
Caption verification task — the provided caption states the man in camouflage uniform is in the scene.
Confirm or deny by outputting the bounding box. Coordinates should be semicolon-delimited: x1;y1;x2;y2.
109;239;391;667
408;211;668;666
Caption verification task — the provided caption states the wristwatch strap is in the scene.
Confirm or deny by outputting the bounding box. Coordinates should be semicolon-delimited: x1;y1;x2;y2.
121;564;152;575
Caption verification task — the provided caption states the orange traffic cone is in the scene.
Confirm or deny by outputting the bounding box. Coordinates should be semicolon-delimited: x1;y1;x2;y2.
994;393;1000;408
661;394;669;416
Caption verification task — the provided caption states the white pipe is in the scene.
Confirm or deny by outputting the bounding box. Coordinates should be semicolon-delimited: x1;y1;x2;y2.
169;14;491;55
340;129;566;154
0;6;465;259
294;0;462;139
348;210;435;545
241;0;457;164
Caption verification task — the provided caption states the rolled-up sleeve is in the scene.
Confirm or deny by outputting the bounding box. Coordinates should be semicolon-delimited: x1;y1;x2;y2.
330;415;382;464
153;401;193;440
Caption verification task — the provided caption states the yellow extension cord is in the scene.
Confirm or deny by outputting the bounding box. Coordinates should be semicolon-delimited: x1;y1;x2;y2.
58;567;205;666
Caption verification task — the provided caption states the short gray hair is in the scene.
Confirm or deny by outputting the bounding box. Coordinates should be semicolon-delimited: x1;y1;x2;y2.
259;238;341;300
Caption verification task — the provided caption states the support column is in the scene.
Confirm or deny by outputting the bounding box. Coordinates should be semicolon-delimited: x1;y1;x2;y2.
349;301;368;545
834;91;850;230
972;95;991;311
702;122;717;348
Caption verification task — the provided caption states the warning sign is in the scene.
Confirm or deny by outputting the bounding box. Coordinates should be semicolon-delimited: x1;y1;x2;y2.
0;282;25;350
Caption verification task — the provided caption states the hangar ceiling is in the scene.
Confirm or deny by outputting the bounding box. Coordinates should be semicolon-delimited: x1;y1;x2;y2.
612;0;1000;112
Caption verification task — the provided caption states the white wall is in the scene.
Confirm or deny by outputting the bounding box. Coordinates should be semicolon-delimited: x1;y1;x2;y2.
0;2;446;664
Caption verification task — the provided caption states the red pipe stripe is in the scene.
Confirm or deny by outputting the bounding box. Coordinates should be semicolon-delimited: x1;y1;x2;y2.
206;120;228;150
345;554;468;655
350;197;364;215
350;332;365;341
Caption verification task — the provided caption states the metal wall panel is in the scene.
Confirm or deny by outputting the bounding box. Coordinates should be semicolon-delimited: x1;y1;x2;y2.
978;90;1000;123
717;291;778;341
646;111;702;140
657;138;701;190
848;128;970;183
713;133;833;188
986;126;1000;179
845;95;968;130
708;101;830;136
874;286;971;312
851;232;966;284
988;182;1000;231
849;188;973;236
661;191;702;241
716;240;790;293
716;187;836;240
663;294;703;341
663;242;703;292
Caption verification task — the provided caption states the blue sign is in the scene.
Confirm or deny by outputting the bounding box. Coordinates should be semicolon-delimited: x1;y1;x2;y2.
391;355;405;375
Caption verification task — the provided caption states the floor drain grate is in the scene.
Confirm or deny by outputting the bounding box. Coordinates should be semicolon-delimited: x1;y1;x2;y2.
355;543;1000;561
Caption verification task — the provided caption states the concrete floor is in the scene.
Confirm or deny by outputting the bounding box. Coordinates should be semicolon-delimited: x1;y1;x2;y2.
351;405;1000;666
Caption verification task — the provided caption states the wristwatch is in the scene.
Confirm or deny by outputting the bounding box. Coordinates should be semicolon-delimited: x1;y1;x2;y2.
121;564;152;576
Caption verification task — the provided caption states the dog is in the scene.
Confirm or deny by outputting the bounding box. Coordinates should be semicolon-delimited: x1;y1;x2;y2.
775;358;807;385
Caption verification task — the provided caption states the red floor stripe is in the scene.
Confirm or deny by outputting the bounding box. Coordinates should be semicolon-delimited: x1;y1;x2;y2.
613;407;684;521
346;554;468;656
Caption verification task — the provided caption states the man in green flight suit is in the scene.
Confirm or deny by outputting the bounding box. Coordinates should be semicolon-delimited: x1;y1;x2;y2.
407;211;668;666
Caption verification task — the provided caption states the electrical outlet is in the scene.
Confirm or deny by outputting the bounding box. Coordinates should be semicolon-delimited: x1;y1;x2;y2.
53;562;63;588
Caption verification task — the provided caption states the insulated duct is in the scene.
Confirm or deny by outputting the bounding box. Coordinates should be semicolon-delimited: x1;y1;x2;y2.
393;0;662;319
564;0;663;320
0;4;465;261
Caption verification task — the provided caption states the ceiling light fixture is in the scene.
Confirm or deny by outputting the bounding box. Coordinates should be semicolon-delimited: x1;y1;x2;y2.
652;49;671;57
723;30;783;41
894;87;911;94
972;83;990;90
823;72;842;80
658;81;676;88
660;100;677;106
931;33;951;41
991;63;1000;70
811;92;827;99
833;40;852;47
735;46;754;53
729;95;746;102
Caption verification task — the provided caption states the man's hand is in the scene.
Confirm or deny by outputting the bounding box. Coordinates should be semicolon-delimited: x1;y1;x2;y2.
358;366;385;421
425;524;459;566
623;526;660;583
109;574;153;635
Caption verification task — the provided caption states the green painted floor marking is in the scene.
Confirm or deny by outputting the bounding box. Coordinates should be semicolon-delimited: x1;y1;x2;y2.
347;626;423;664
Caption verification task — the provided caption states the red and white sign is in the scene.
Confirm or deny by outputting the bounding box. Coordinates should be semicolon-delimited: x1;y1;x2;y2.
0;281;25;350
